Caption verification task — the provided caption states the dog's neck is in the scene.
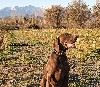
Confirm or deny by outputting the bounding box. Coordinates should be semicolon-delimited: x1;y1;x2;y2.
53;49;67;55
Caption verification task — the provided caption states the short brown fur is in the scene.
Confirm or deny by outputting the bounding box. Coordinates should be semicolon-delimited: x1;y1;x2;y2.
41;33;78;87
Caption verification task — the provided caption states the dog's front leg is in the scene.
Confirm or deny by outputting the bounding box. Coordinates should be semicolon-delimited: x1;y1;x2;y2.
62;74;69;87
41;75;46;87
46;73;51;87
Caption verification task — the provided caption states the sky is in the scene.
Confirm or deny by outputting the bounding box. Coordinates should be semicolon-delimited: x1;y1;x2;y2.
0;0;96;9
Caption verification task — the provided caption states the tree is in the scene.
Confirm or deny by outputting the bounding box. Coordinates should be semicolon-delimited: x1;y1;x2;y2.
44;5;64;29
64;1;91;28
92;4;100;28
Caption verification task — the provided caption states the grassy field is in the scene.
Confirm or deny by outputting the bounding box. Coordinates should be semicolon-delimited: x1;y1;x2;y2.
0;28;100;87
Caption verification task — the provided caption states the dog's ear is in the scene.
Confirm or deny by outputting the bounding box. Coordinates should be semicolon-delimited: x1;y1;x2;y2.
53;37;60;52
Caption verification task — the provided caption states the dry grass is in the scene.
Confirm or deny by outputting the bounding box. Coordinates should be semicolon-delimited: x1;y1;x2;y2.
0;28;100;87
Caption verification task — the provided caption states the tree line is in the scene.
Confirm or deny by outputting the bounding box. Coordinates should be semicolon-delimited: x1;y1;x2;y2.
0;0;100;29
44;1;100;29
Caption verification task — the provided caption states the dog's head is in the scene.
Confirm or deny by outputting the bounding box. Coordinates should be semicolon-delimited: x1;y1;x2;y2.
53;33;78;52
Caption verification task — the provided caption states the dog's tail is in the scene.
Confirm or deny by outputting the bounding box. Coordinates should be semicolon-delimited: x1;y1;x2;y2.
40;75;46;87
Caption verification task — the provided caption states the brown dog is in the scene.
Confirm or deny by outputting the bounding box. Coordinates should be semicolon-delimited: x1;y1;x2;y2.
41;33;78;87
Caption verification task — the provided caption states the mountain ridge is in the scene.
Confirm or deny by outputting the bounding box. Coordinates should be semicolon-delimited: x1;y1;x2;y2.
0;5;44;18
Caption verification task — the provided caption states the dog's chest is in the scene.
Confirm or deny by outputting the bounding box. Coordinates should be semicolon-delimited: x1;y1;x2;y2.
54;55;69;79
57;55;68;69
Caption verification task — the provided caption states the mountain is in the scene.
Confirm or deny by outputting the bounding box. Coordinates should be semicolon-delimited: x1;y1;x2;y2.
0;5;44;18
